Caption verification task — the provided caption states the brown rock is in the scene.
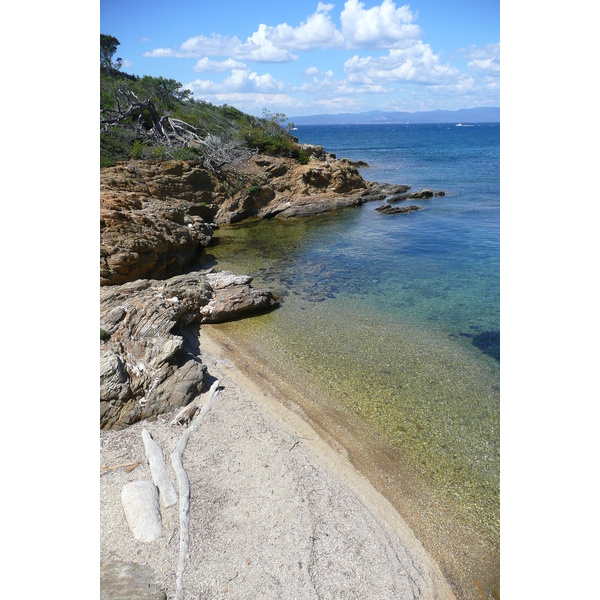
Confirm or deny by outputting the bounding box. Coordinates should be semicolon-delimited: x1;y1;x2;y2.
100;161;220;286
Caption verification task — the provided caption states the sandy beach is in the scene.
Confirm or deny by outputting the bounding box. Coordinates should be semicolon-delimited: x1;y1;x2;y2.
100;324;456;599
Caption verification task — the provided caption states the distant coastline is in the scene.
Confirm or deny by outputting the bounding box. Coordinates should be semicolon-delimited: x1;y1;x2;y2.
290;106;500;126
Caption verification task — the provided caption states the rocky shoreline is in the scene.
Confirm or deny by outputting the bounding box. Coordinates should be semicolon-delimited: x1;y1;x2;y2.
100;149;455;599
100;147;412;286
100;147;430;429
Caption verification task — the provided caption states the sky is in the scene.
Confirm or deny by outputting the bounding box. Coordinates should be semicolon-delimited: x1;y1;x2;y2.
100;0;499;117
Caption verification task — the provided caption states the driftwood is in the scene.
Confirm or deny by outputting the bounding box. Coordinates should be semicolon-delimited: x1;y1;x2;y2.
141;428;178;508
170;380;220;600
170;402;199;427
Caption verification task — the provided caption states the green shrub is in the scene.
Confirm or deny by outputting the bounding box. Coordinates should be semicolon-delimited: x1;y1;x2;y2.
295;149;310;164
100;127;137;167
130;139;144;159
247;184;262;197
146;146;162;160
100;328;110;341
169;146;202;161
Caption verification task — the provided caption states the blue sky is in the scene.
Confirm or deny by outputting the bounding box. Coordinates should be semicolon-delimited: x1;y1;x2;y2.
101;0;499;117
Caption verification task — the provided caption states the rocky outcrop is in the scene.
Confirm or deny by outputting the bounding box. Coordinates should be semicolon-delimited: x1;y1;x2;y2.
100;270;278;429
100;155;418;285
389;188;446;202
214;155;371;224
100;162;223;286
375;204;423;215
99;151;440;430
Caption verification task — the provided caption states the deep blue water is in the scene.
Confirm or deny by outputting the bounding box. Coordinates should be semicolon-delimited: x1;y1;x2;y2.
294;123;500;357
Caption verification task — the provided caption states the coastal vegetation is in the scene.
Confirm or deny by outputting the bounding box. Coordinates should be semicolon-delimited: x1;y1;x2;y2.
100;35;305;168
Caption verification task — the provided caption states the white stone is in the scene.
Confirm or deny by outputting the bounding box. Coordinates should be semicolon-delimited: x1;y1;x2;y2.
121;481;162;543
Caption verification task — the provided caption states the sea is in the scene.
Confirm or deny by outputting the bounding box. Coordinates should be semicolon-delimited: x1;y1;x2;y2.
202;123;500;599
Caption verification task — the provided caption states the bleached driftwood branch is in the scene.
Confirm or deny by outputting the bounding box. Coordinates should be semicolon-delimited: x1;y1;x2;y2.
142;428;178;508
170;402;199;427
170;379;220;600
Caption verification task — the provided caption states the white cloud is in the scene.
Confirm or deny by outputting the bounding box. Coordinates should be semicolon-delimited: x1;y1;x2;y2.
462;43;500;74
241;25;299;62
181;92;298;117
141;1;497;112
298;67;391;97
180;34;243;57
340;0;421;49
145;31;296;63
187;68;284;95
145;4;344;64
193;57;247;73
144;47;176;57
258;2;343;51
344;42;464;85
303;66;334;79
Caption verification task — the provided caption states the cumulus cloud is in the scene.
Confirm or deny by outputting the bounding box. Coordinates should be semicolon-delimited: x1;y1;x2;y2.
145;2;426;64
187;68;284;95
341;0;421;49
144;47;176;57
145;3;342;63
298;66;390;97
193;57;247;73
303;66;334;79
143;1;496;111
256;2;343;51
344;42;464;85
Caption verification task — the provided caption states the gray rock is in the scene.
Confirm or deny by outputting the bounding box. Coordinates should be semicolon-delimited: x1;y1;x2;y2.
100;271;278;429
100;558;166;600
390;189;446;202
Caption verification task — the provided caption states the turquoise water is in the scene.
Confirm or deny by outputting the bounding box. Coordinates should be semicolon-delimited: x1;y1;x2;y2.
203;123;500;598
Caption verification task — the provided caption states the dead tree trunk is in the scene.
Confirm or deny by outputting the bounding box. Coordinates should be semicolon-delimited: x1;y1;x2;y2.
100;89;254;170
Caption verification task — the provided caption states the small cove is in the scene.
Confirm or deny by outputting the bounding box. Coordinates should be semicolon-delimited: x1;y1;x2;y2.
200;123;500;599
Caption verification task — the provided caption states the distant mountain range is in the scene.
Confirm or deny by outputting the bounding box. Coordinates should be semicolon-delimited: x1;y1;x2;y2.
290;107;499;126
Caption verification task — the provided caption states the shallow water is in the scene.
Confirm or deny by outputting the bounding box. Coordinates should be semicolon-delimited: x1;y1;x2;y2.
200;124;500;598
